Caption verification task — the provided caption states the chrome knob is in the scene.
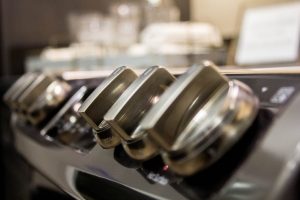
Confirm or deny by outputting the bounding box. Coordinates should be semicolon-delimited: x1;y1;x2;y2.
4;73;38;112
26;80;72;125
17;74;55;113
44;80;72;106
5;72;73;125
79;66;137;149
137;61;259;175
104;66;175;160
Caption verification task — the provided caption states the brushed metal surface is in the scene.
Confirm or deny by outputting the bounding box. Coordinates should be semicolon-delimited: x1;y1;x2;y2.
215;93;300;200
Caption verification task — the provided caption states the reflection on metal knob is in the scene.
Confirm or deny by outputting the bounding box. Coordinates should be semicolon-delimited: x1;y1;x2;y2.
5;72;73;125
79;66;138;149
4;73;38;112
27;80;72;125
104;66;175;160
138;61;259;175
41;86;96;153
17;74;55;112
44;80;72;106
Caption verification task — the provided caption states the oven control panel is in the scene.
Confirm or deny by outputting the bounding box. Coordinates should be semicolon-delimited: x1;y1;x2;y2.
4;62;300;200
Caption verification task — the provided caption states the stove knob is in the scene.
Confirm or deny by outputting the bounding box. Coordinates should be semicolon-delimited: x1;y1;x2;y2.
79;66;137;149
26;79;72;125
15;74;56;123
137;61;259;175
17;74;55;113
104;66;175;160
4;73;38;112
44;80;72;106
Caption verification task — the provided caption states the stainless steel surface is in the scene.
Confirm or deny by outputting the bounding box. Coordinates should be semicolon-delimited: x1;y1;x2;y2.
12;115;185;200
60;66;300;81
215;93;300;200
40;86;92;152
5;64;300;200
104;66;175;160
78;66;138;148
220;66;300;75
10;91;300;200
61;68;187;80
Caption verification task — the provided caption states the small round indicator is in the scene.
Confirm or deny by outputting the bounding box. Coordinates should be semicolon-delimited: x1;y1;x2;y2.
163;165;169;171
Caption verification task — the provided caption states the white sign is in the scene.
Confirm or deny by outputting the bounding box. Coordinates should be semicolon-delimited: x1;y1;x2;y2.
236;2;300;65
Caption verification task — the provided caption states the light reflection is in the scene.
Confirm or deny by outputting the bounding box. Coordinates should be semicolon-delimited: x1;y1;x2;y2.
231;182;253;190
118;5;130;16
73;102;82;112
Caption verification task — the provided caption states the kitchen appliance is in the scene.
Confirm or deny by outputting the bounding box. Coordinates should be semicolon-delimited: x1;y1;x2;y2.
3;62;300;200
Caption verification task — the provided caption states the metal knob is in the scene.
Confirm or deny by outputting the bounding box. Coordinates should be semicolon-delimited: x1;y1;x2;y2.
4;73;38;112
17;74;55;113
104;66;175;160
5;72;73;125
44;80;72;106
78;66;137;149
26;80;72;125
137;61;259;175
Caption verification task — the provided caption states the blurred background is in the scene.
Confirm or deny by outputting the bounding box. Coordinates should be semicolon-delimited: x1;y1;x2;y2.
0;0;298;77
